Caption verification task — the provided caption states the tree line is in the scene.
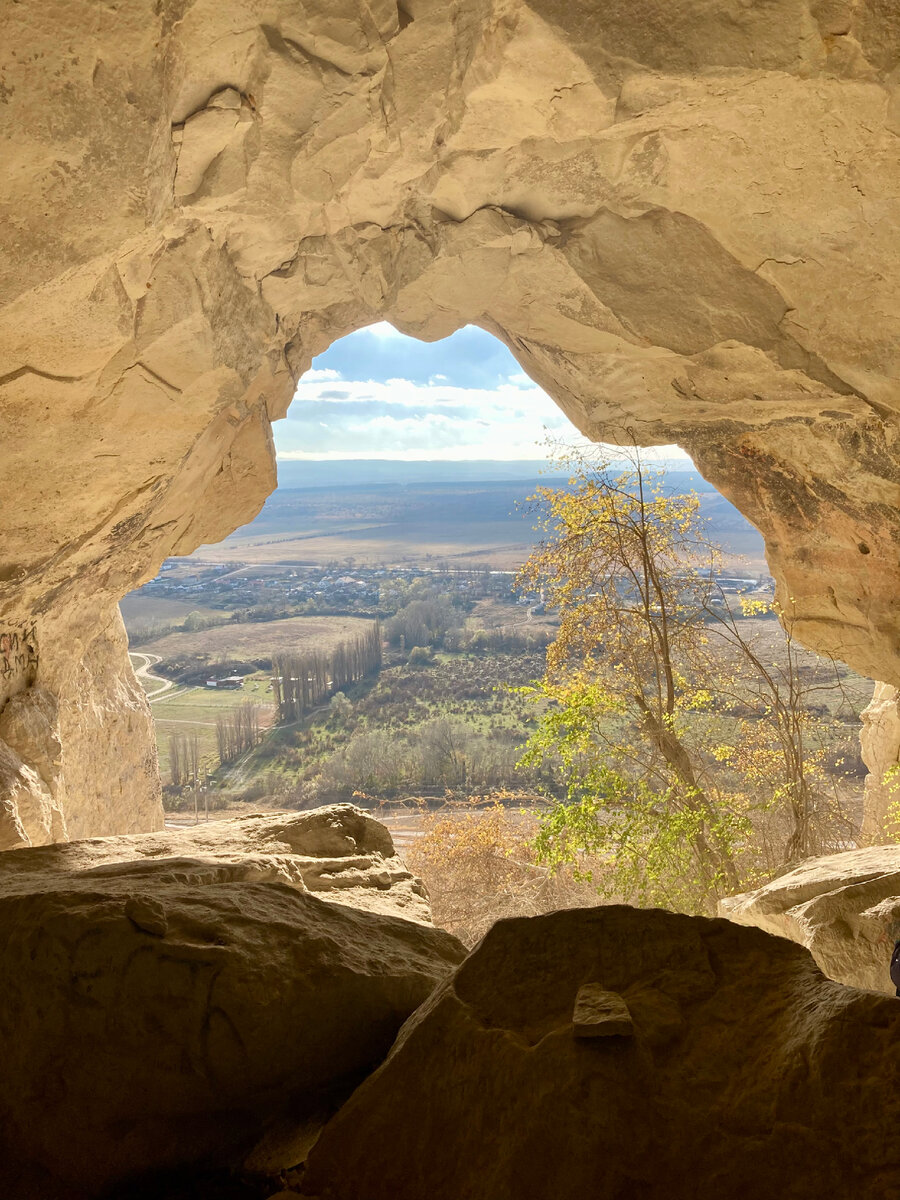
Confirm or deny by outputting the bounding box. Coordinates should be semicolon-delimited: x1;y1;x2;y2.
272;621;382;723
168;702;264;787
216;702;263;765
169;731;199;787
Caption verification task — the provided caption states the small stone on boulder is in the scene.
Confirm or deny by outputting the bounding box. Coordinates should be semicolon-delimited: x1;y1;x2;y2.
572;984;633;1038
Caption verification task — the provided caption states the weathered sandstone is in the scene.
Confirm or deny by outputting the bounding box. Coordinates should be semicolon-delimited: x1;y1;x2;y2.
860;682;900;843
721;845;900;992
0;805;464;1197
2;2;900;837
300;905;900;1200
0;803;435;924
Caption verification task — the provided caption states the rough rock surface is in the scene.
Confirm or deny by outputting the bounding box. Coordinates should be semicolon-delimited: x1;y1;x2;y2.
0;684;67;849
0;804;464;1198
860;682;900;843
0;803;435;924
2;2;900;837
300;905;900;1200
721;845;900;993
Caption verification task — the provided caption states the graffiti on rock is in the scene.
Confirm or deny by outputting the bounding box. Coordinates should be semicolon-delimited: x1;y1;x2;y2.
0;623;38;698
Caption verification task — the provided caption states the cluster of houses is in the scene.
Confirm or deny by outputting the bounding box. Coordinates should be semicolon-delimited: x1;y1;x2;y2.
134;560;524;616
283;572;381;607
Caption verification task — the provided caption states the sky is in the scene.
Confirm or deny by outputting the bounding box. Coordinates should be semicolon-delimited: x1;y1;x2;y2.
274;322;688;464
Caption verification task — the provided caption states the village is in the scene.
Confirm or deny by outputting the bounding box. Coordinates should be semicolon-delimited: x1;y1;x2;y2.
127;558;540;631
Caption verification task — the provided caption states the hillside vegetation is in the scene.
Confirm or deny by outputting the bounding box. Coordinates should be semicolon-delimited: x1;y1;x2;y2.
125;460;869;923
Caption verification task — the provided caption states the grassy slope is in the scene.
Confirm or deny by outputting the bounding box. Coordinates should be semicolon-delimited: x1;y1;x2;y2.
230;646;545;794
145;677;276;776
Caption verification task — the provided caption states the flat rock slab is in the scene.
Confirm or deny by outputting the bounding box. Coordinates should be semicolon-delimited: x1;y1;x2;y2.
300;905;900;1200
0;803;433;925
572;984;633;1038
720;845;900;992
0;805;465;1198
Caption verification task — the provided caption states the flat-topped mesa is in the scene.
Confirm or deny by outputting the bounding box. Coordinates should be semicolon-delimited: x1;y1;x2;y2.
2;0;900;839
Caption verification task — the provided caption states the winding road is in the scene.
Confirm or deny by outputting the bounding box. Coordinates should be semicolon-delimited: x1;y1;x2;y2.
129;652;179;700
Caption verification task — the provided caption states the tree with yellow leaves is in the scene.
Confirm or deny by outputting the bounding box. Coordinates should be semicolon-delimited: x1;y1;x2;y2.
516;447;854;914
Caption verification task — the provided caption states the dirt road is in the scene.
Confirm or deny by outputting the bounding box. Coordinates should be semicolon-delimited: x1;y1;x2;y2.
129;652;178;700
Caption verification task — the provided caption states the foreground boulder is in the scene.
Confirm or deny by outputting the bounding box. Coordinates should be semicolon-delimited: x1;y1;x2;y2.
301;906;900;1200
721;846;900;993
0;805;465;1198
0;803;433;924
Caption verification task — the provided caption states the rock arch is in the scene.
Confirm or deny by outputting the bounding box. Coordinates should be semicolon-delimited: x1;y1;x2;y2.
2;0;899;841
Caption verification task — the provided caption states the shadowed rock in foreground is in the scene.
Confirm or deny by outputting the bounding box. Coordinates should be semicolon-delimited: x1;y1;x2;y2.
0;805;464;1198
300;906;900;1200
721;846;900;993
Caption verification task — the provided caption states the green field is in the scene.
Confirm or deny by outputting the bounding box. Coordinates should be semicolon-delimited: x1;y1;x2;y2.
135;613;380;787
146;677;276;778
133;614;376;782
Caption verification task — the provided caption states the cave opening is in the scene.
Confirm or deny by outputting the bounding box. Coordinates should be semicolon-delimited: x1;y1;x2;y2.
120;319;747;799
118;319;868;941
5;2;900;1194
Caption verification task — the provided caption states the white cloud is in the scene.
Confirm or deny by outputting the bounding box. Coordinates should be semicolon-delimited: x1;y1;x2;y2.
279;324;694;464
277;373;576;460
302;367;343;381
276;372;692;464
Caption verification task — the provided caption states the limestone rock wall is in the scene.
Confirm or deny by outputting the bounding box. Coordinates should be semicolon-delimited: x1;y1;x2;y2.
860;681;900;843
2;1;900;837
2;803;437;926
721;845;900;992
0;605;163;848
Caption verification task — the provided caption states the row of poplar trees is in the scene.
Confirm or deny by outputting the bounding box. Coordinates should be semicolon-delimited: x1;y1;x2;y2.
169;731;199;786
216;702;262;765
272;621;382;722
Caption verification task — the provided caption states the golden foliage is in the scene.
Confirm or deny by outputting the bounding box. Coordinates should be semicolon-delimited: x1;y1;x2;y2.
404;795;598;946
516;445;857;913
